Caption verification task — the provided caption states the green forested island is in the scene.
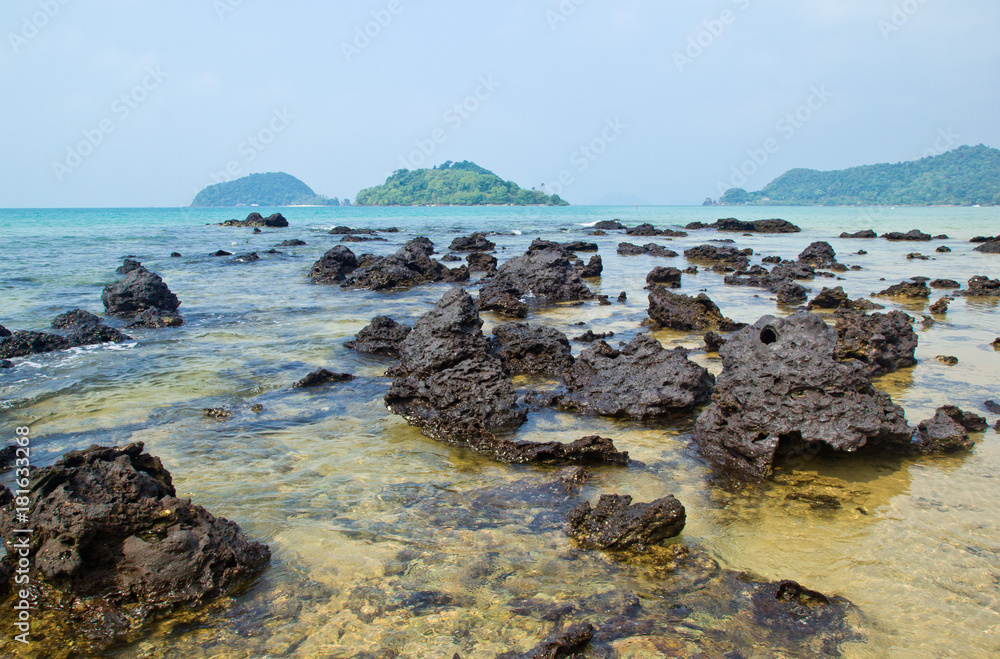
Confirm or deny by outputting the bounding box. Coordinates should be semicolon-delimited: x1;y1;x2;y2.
191;172;344;207
354;161;569;206
718;144;1000;206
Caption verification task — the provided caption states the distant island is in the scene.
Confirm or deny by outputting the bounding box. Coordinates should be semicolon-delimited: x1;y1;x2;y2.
354;161;569;206
711;144;1000;206
191;172;346;207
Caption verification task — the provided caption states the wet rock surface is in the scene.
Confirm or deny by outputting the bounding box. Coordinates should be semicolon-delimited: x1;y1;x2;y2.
684;244;752;270
477;284;529;318
450;232;496;252
646;288;739;331
576;254;602;278
876;280;931;298
0;318;133;359
930;278;961;289
645;266;682;288
221;212;288;228
973;241;1000;253
345;316;412;355
963;275;1000;296
497;623;595;659
341;237;469;291
797;242;843;270
571;329;614;343
840;229;877;238
487;435;629;466
593;220;625;230
385;288;526;446
693;313;914;481
292;368;355;388
833;310;917;377
126;307;184;328
467;251;499;273
51;308;100;329
883;229;931;241
0;442;271;655
690;218;801;233
102;267;181;317
912;406;984;453
489;323;574;375
479;244;593;304
278;239;306;247
567;494;686;551
309;245;359;284
616;242;678;258
553;335;715;419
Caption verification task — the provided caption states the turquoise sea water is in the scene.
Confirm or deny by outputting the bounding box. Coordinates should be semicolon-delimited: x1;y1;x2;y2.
1;205;999;657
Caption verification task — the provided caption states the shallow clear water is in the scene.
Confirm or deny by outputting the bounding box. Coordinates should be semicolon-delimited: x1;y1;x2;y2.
1;205;999;657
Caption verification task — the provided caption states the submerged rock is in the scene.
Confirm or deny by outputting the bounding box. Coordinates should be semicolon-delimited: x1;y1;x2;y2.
684;244;752;270
279;239;307;247
875;280;931;298
0;442;270;654
693;218;801;233
126;307;184;328
572;329;614;343
292;368;355;388
476;284;528;318
488;435;629;466
646;288;740;331
345;316;412;355
693;313;913;481
567;494;686;551
329;226;376;235
0;322;133;359
385;288;526;444
221;212;288;228
497;624;595;659
450;232;496;252
342;238;468;291
489;322;574;375
555;335;715;419
231;252;259;263
309;245;359;284
930;278;961;289
51;309;100;329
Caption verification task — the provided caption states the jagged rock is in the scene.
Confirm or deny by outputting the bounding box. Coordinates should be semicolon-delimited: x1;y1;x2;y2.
646;266;682;289
292;368;355;388
936;245;951;253
577;255;603;278
646;288;738;331
930;279;960;289
488;435;629;466
497;623;595;659
590;229;606;236
876;281;931;298
478;245;593;304
704;331;726;352
973;241;1000;254
912;407;981;453
617;242;678;257
0;442;270;654
833;309;917;377
625;223;662;236
883;229;931;241
102;268;181;318
555;335;715;419
561;240;599;252
971;235;1000;243
993;338;1000;350
310;245;359;284
567;494;686;551
441;254;462;262
797;242;839;268
935;355;959;366
476;284;528;318
934;234;949;240
345;316;412;355
211;250;232;257
231;252;259;263
0;322;133;359
963;275;1000;296
341;235;386;243
929;297;952;314
450;232;495;252
907;253;930;260
116;258;143;274
221;212;288;228
840;229;877;238
683;244;752;270
572;330;614;343
693;313;913;481
490;323;574;375
466;251;498;273
594;220;625;230
617;291;627;303
52;309;101;329
697;218;801;233
125;307;184;328
385;288;526;444
342;238;467;291
203;408;232;419
279;239;307;247
329;226;376;235
806;286;850;310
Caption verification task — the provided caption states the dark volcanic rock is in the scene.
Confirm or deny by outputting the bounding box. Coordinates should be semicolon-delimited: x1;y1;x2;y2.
52;309;101;329
567;494;686;551
0;442;270;654
466;251;498;273
883;229;931;241
441;254;462;262
625;222;662;236
646;266;682;289
704;331;726;352
840;229;877;238
700;218;801;233
170;252;181;257
561;240;600;252
329;226;376;235
309;245;359;284
0;323;133;359
126;307;184;329
833;309;917;377
970;235;1000;243
449;232;496;252
806;286;850;311
964;275;1000;296
930;278;960;289
211;250;233;257
572;329;614;343
928;297;952;314
222;212;288;228
577;254;603;278
476;285;528;318
985;400;1000;414
797;242;839;268
876;281;931;298
684;244;751;270
345;316;412;355
116;258;143;274
102;268;181;316
490;323;574;375
343;238;468;291
279;239;307;247
973;241;1000;253
936;245;951;253
488;435;629;466
497;623;595;659
231;251;259;263
478;245;593;304
773;280;809;305
594;220;625;230
617;242;678;258
555;335;715;419
341;235;386;243
385;288;526;444
0;325;10;338
646;288;737;331
912;407;980;453
693;313;913;481
292;368;355;388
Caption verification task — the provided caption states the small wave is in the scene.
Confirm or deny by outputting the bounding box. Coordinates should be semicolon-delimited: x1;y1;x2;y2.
511;230;522;235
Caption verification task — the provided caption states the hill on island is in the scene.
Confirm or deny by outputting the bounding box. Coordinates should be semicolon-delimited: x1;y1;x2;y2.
718;144;1000;206
191;172;344;207
354;161;569;206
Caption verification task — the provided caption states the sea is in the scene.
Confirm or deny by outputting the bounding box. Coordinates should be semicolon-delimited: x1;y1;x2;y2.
1;205;999;657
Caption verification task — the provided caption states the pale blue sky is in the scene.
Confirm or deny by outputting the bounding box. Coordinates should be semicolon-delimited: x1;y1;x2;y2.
2;0;998;206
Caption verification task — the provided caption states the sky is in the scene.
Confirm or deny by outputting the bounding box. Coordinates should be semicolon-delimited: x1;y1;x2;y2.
1;0;998;207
